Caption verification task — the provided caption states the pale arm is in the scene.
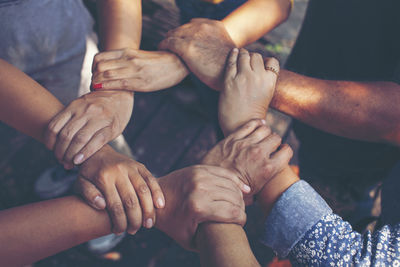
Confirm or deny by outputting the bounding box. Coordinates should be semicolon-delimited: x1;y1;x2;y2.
222;0;292;47
271;70;400;146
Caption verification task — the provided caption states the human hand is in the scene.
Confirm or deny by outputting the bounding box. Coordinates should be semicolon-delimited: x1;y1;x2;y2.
91;49;189;92
219;48;280;135
75;145;165;234
155;165;248;250
202;119;292;198
159;18;235;90
44;90;133;169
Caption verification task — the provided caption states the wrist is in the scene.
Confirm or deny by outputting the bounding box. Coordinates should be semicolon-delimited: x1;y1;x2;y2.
256;165;299;217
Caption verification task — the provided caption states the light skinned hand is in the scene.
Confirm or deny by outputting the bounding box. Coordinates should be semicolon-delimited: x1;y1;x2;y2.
159;18;235;90
44;90;133;169
219;48;280;135
74;145;165;234
155;165;249;250
202;119;293;199
91;49;189;92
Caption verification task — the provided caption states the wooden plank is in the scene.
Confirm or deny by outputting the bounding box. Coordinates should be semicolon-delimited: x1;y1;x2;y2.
131;95;205;177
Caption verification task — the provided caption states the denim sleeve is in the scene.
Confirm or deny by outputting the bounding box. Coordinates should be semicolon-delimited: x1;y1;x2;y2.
260;180;332;257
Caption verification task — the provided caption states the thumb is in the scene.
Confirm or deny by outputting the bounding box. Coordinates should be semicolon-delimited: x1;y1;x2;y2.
74;177;106;210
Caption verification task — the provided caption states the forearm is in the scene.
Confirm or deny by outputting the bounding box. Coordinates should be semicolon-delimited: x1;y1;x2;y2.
0;59;64;142
0;196;111;266
222;0;291;47
0;174;177;266
271;70;400;146
196;223;260;267
97;0;142;50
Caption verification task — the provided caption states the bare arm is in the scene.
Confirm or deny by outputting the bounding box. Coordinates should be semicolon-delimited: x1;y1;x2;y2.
271;70;400;146
0;59;63;143
97;0;142;50
196;223;260;267
222;0;291;47
0;165;247;266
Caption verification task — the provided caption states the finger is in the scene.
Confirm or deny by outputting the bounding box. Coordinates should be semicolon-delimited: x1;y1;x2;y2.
139;166;165;209
45;111;73;150
264;57;280;77
250;52;264;72
209;183;244;207
269;144;293;173
259;132;283;155
92;67;135;84
92;50;124;72
129;170;155;230
224;48;239;80
104;184;128;234
158;37;187;57
73;128;111;165
245;125;272;144
74;177;106;210
54;118;88;166
229;119;266;141
237;48;251;73
116;179;143;235
202;201;247;226
94;59;131;73
63;122;110;165
92;78;144;92
202;165;250;194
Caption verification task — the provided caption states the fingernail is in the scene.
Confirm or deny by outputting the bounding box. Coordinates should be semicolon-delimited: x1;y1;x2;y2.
94;196;106;210
92;83;103;90
74;153;84;165
261;119;267;125
157;198;165;208
145;218;153;228
243;184;251;193
233;48;239;53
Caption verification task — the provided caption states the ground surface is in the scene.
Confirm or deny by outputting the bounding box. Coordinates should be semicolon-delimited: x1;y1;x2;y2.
0;1;308;266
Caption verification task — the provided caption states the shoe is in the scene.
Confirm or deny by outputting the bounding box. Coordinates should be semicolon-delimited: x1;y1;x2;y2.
34;165;78;199
86;233;126;255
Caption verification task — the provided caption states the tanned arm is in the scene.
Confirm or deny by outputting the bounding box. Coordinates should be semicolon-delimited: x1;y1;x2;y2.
272;70;400;146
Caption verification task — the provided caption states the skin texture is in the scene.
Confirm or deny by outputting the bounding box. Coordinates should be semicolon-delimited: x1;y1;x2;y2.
0;59;164;234
0;165;247;266
161;22;400;146
196;50;295;267
43;0;143;168
219;48;280;135
91;49;189;92
45;90;133;169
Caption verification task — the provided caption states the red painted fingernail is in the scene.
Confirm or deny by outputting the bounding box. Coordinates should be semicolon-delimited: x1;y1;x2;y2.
92;83;103;90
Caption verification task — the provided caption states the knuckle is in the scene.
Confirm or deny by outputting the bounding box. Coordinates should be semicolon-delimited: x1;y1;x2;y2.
96;174;109;188
264;163;275;175
123;195;138;209
110;202;125;216
60;129;73;141
75;131;90;144
189;199;203;215
137;184;150;195
249;146;263;157
97;62;107;72
230;207;241;219
104;70;115;78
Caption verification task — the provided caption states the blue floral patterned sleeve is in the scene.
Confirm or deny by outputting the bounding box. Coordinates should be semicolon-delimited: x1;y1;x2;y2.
261;180;400;266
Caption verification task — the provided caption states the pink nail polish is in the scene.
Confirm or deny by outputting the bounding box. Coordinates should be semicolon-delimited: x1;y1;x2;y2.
74;153;84;165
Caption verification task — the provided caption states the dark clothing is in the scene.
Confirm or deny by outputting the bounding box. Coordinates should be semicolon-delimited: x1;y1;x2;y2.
286;0;400;187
